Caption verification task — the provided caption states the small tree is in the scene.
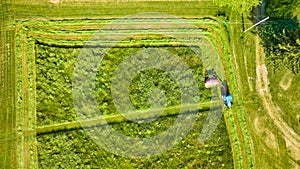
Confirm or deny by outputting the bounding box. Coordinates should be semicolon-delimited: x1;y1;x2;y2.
213;0;262;16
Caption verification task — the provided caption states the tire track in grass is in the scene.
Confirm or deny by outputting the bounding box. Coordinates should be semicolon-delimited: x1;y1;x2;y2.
255;35;300;167
4;29;13;168
9;29;18;168
13;28;19;169
0;28;8;168
22;35;29;169
31;40;38;169
240;33;256;92
243;48;254;92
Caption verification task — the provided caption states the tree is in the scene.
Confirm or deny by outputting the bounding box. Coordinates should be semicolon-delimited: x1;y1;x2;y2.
213;0;262;16
257;0;300;74
279;39;300;74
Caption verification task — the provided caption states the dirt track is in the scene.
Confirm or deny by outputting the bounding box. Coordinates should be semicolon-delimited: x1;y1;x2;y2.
255;35;300;164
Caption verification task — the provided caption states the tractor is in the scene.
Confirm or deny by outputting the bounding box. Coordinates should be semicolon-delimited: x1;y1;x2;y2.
204;69;220;88
220;80;233;108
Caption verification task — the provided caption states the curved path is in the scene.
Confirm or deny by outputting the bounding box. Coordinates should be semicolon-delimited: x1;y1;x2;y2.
255;35;300;164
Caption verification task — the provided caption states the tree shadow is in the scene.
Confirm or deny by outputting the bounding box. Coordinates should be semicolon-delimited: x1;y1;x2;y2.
250;0;300;74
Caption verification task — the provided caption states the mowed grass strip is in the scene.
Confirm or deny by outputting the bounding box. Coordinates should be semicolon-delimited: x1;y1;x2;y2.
6;0;219;19
0;28;18;169
214;17;254;169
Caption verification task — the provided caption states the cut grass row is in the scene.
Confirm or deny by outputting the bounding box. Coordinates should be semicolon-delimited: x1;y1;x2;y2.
21;18;218;30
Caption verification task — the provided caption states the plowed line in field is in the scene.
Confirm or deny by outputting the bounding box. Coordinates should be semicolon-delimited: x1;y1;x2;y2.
243;51;253;92
1;29;7;165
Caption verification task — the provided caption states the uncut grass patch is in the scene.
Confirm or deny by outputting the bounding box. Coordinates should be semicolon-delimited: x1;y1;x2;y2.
35;44;210;126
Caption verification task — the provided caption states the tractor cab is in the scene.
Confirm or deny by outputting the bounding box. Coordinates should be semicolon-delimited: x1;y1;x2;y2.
220;80;233;108
223;94;233;108
204;69;219;88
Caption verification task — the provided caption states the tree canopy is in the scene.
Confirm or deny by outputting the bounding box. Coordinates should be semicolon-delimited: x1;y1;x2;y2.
258;0;300;74
213;0;262;16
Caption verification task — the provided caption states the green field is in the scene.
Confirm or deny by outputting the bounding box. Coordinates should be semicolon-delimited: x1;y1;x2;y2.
30;16;239;168
1;0;299;169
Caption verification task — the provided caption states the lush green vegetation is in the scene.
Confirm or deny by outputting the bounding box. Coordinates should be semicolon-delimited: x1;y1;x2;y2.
35;46;78;126
5;0;220;19
213;0;261;16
